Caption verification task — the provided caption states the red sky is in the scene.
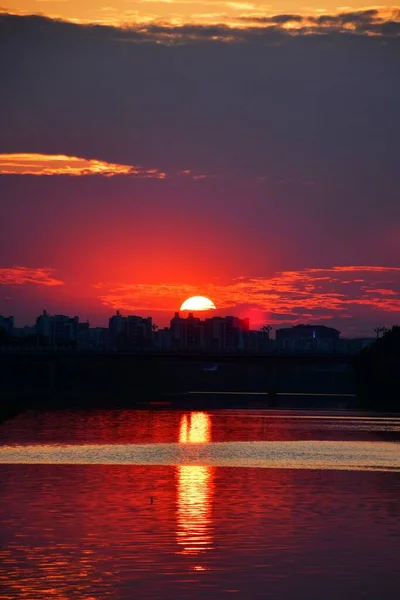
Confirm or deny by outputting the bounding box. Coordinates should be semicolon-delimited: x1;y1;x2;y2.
0;7;399;336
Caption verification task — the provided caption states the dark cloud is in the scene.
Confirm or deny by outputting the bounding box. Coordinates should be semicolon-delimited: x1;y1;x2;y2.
1;11;399;46
369;20;400;36
239;9;400;38
240;14;304;25
311;9;380;26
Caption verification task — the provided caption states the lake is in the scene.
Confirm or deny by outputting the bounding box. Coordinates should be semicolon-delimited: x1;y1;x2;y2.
1;409;400;599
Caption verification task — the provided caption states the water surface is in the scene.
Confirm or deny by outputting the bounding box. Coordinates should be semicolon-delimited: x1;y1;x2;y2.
1;409;399;599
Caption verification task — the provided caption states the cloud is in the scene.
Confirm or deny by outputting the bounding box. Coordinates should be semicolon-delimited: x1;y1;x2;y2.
0;267;64;286
239;8;400;37
96;266;400;328
225;2;254;11
239;14;305;25
0;153;167;177
0;9;399;42
114;9;400;43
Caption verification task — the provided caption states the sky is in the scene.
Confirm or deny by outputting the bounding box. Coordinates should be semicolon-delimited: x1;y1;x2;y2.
0;1;399;335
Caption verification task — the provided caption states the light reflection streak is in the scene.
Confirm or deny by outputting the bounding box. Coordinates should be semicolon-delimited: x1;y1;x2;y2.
179;412;211;444
176;413;214;560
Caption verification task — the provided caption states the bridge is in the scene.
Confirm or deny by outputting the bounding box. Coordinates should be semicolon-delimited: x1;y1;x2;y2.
0;350;356;411
0;348;355;364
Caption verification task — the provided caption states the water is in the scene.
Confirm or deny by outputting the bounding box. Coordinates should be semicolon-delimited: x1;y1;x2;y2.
1;409;400;599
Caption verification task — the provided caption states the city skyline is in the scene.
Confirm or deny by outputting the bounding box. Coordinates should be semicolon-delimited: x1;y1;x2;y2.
0;268;399;335
5;308;371;354
1;3;399;337
0;305;390;340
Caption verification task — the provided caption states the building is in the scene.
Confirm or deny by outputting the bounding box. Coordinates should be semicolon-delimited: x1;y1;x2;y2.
170;312;204;351
0;315;14;336
108;310;126;347
53;315;80;345
170;312;184;350
126;316;152;349
36;310;54;342
35;310;81;346
204;316;249;352
204;316;224;351
245;329;276;353
13;326;36;338
153;327;172;351
108;311;153;350
169;313;250;352
337;337;375;355
276;324;340;353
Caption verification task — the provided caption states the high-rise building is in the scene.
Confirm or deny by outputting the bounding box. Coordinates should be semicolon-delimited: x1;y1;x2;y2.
36;310;54;341
170;312;185;351
108;311;153;350
204;316;249;352
53;315;79;344
127;315;152;349
170;313;249;352
170;312;204;351
0;315;14;336
108;310;127;348
36;310;80;345
153;327;171;351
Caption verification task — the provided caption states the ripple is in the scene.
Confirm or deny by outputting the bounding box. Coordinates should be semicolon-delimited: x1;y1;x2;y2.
0;440;399;471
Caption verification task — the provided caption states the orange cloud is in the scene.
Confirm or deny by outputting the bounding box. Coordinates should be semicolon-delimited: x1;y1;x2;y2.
0;267;64;286
96;266;400;324
1;6;399;37
0;153;167;178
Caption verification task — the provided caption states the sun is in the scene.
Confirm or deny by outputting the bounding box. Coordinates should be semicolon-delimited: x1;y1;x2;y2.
180;296;216;311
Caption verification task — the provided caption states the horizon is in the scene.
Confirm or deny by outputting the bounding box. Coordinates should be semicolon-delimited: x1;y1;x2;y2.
1;306;388;339
1;269;399;336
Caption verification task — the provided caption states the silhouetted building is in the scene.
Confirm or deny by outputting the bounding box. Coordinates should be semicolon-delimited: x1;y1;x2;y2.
54;315;79;344
109;310;126;346
153;327;171;351
276;324;340;353
127;316;152;349
337;337;375;355
170;312;185;351
13;326;36;338
36;310;80;345
170;312;203;351
204;316;224;351
170;313;249;352
0;315;13;336
108;311;152;350
245;329;276;353
36;310;54;342
78;322;90;335
204;316;249;351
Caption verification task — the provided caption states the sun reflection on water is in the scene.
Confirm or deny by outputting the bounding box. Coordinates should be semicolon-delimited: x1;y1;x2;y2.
176;413;214;561
178;412;211;444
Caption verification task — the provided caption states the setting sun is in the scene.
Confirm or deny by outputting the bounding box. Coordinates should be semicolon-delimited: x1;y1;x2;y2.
180;296;216;311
